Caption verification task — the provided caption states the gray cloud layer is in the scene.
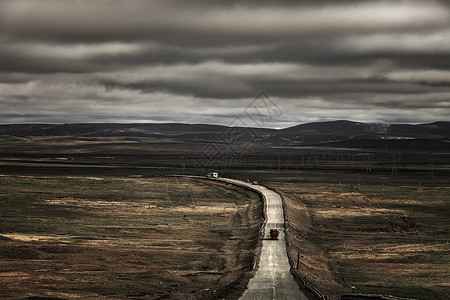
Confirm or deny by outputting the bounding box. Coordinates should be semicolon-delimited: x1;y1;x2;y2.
0;0;449;127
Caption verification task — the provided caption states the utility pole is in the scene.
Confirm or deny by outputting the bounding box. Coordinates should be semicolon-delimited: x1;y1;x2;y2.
392;160;397;175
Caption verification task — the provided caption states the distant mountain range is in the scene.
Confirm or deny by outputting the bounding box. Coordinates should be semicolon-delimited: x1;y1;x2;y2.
0;121;449;150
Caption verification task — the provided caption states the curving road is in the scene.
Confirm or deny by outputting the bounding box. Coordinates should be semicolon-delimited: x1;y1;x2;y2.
218;178;309;300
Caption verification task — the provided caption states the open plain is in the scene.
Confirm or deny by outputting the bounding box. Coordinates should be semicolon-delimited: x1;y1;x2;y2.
275;181;449;300
0;174;262;299
0;122;449;299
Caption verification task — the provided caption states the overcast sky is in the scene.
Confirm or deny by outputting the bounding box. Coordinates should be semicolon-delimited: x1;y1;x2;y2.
1;0;449;128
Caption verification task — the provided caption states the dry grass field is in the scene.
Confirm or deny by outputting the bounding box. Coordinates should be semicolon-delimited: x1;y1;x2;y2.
0;174;262;299
273;182;449;300
0;133;448;300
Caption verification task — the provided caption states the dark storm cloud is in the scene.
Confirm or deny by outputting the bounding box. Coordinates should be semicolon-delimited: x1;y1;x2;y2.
2;0;448;44
0;0;449;125
0;47;94;74
98;75;450;100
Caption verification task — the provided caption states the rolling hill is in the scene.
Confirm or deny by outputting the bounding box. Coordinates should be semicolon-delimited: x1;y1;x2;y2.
0;121;448;150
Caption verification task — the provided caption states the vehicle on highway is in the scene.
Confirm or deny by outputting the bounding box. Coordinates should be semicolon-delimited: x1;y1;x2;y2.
270;229;279;239
207;172;219;178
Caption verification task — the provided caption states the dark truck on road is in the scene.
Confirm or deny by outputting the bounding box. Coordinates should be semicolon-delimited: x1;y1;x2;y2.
270;229;279;239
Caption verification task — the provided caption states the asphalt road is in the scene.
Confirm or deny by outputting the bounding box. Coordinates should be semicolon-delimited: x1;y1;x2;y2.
218;178;309;300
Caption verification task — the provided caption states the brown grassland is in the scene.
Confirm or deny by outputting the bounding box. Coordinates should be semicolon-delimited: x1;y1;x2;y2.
0;134;449;300
0;174;262;299
273;181;449;300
